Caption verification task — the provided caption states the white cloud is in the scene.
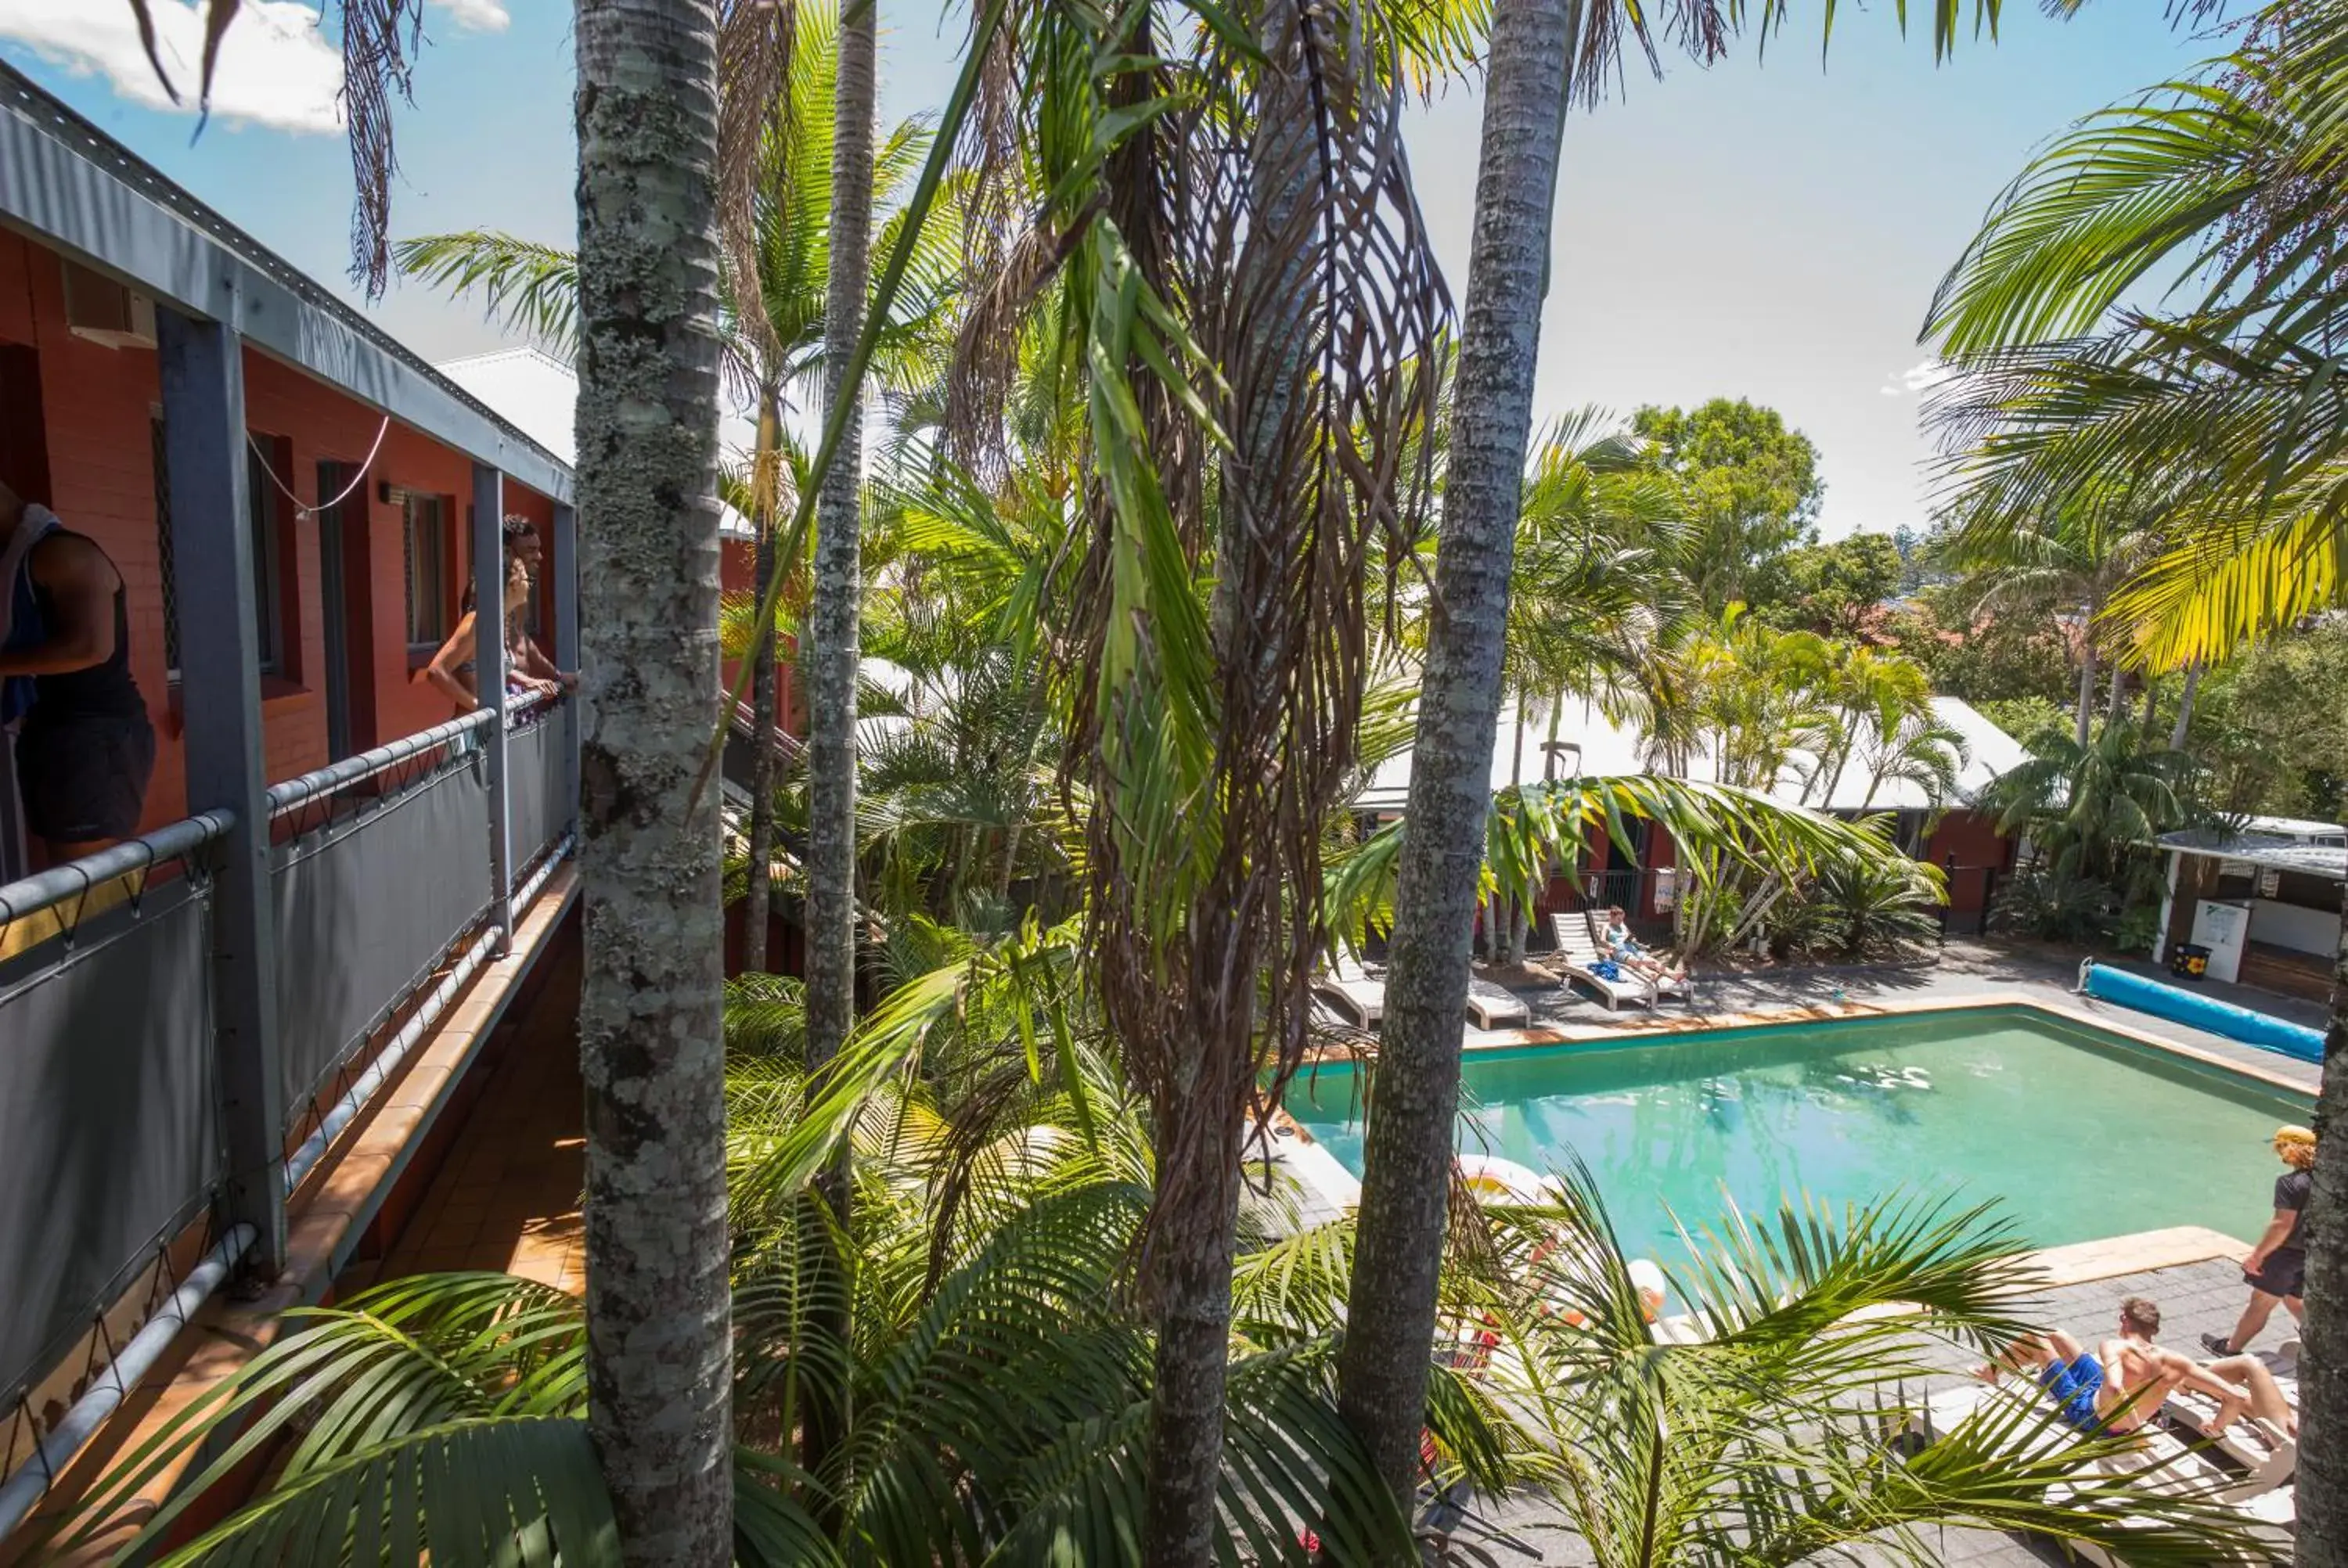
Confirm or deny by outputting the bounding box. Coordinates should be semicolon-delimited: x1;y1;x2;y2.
1878;358;1954;398
1;0;343;134
430;0;513;33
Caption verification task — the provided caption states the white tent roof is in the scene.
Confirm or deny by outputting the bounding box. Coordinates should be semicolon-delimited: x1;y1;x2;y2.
435;347;756;537
1354;693;2026;817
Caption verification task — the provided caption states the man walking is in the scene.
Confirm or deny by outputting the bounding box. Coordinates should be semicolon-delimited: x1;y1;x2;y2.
2204;1124;2316;1358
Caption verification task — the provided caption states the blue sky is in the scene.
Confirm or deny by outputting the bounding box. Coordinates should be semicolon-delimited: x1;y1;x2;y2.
4;2;2210;537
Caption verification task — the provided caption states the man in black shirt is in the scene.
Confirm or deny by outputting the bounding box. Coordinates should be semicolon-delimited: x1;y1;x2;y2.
0;478;154;865
2203;1124;2315;1357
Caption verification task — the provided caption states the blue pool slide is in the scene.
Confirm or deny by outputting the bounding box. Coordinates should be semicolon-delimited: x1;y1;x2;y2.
2079;962;2326;1064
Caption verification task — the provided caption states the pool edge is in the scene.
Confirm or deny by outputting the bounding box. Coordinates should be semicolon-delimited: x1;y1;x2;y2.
1434;989;2318;1102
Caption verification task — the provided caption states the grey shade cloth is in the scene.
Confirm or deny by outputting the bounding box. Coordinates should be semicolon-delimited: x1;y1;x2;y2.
272;759;492;1124
506;712;569;872
0;884;218;1408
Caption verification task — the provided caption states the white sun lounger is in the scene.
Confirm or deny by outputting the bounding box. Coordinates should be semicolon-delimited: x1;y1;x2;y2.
1314;956;1385;1029
1541;912;1664;1011
1464;977;1530;1030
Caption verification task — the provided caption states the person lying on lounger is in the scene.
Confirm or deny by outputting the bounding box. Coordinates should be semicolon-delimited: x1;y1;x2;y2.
1601;907;1687;985
1974;1297;2293;1439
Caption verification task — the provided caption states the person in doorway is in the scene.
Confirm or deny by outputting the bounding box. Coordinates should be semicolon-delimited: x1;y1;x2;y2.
0;477;154;865
497;515;574;693
423;553;560;716
2203;1125;2315;1358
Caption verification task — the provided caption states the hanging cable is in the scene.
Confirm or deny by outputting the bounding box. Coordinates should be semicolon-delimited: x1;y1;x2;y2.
243;412;392;519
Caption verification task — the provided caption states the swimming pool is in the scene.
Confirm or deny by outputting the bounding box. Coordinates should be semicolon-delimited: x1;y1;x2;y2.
1286;1007;2314;1263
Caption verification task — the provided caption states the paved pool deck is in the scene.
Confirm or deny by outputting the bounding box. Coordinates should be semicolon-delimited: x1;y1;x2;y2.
1477;937;2325;1097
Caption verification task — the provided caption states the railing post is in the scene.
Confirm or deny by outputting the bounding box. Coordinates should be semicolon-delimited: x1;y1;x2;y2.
156;303;286;1275
552;500;578;836
474;466;513;954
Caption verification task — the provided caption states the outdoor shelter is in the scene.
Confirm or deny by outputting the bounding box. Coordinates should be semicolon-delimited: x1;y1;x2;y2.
2153;818;2346;999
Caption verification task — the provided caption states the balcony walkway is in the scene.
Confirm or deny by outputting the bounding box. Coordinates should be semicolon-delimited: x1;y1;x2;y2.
356;926;587;1296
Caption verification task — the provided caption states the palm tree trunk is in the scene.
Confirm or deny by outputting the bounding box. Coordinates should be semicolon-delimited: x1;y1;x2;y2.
573;2;732;1559
2073;637;2098;748
1336;0;1578;1508
2105;660;2127;725
742;382;784;973
801;0;876;1500
2168;664;2202;750
2298;884;2348;1567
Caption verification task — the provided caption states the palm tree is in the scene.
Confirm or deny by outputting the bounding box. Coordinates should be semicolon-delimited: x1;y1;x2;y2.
1337;0;1586;1501
395;5;958;976
1345;0;2011;1496
1936;493;2157;748
1923;12;2348;1541
572;0;733;1558
1979;721;2199;897
795;0;878;1500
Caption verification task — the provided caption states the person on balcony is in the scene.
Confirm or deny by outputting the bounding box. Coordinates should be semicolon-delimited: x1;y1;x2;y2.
499;515;574;694
422;552;561;718
0;477;154;865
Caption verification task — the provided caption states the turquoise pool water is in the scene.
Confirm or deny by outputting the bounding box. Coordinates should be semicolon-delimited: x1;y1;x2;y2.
1287;1009;2314;1263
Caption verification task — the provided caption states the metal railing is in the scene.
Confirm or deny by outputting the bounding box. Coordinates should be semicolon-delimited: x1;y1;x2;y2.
0;697;578;1535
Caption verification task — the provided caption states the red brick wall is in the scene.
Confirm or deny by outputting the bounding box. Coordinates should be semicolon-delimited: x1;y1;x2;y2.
1924;809;2014;915
0;231;561;836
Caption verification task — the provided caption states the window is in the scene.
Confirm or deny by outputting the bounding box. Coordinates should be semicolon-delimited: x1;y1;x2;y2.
246;445;283;674
404;494;448;648
151;421;288;678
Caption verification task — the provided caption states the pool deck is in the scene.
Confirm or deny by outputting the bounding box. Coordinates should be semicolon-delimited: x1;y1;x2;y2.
1438;937;2324;1098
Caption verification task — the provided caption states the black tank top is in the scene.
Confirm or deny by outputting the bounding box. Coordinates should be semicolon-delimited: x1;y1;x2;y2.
27;530;146;721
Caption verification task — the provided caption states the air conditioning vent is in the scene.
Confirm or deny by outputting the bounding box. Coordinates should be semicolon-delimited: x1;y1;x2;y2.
60;258;157;350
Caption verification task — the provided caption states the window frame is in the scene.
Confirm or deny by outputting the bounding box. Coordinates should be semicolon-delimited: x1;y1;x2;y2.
403;491;451;654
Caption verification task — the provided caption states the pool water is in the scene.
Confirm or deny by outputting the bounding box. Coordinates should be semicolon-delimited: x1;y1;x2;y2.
1287;1009;2314;1264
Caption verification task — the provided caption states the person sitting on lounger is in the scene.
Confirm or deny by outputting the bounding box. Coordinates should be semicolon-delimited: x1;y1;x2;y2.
1602;907;1686;985
1976;1298;2291;1439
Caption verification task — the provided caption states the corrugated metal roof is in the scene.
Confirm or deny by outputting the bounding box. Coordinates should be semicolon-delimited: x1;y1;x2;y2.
2159;829;2348;880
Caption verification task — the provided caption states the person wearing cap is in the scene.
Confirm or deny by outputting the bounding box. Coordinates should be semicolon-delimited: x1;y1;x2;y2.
2203;1125;2316;1357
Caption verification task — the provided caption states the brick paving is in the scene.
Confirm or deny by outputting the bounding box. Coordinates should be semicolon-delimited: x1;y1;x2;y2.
375;934;586;1293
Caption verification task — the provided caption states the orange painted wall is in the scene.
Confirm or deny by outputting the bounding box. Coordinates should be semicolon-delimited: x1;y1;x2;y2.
718;534;799;738
0;230;560;836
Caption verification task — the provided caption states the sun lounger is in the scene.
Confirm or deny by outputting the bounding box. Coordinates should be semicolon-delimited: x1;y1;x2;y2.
1464;977;1530;1030
1315;956;1385;1029
1577;910;1688;1003
2165;1383;2299;1487
1540;912;1663;1011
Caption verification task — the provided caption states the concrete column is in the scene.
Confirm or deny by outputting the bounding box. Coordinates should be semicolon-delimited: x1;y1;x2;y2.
474;466;512;953
552;500;579;836
156;304;286;1272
